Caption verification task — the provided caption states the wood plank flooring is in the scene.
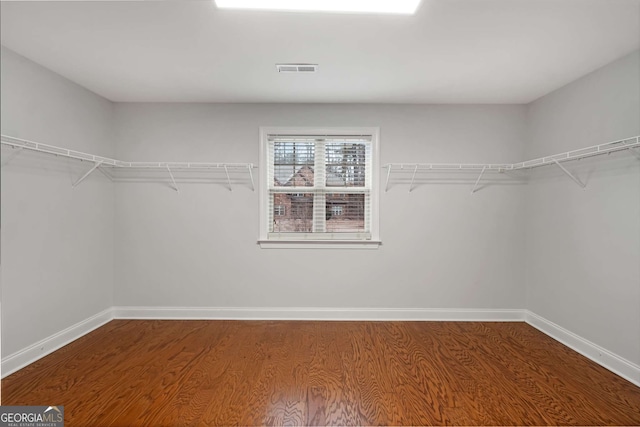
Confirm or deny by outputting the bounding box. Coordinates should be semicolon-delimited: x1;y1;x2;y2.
2;320;640;426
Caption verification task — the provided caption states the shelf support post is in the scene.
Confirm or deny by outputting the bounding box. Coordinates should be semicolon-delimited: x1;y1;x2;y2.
166;165;179;192
409;165;419;192
552;159;585;189
248;164;255;192
1;146;25;168
224;165;232;191
73;161;103;188
471;166;487;194
385;165;392;192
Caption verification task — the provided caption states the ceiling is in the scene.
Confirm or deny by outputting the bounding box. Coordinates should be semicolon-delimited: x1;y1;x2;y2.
1;0;639;104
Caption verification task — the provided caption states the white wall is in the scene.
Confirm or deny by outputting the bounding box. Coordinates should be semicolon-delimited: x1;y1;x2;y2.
113;103;527;310
0;47;115;357
525;50;640;365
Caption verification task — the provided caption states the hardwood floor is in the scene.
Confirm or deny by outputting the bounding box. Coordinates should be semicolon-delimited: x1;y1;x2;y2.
3;320;640;426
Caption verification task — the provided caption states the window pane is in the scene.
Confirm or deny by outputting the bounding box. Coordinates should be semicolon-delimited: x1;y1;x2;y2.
273;142;315;187
326;142;366;187
272;193;314;233
325;193;365;233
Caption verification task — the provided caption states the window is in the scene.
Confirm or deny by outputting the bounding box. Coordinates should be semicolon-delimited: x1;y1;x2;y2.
260;127;380;248
330;205;343;217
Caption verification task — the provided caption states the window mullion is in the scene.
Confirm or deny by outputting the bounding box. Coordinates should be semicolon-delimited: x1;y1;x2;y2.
313;140;326;233
364;142;372;233
267;140;275;232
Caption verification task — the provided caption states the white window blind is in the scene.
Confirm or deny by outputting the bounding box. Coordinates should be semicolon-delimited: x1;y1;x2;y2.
265;134;374;241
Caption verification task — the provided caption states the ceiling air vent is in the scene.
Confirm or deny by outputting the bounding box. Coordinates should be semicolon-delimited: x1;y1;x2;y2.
276;63;318;73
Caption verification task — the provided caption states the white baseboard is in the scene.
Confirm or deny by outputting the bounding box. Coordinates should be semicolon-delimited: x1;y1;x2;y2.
112;306;526;321
525;310;640;387
1;308;113;379
4;307;638;389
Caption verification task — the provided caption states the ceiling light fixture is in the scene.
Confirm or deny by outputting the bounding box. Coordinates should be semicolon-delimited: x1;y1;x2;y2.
214;0;422;15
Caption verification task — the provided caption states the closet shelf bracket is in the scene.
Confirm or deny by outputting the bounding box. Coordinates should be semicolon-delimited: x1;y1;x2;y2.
471;166;487;194
409;165;419;193
248;164;255;192
166;165;179;192
73;161;104;188
224;165;232;191
385;164;392;192
552;159;585;189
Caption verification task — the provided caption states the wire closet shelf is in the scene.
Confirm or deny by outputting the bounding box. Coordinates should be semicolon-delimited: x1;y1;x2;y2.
0;134;256;191
383;135;640;192
3;134;638;193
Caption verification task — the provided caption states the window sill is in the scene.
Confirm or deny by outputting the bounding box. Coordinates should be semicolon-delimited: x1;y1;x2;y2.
257;240;382;249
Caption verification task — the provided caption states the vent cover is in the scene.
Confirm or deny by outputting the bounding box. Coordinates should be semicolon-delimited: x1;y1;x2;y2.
276;63;318;73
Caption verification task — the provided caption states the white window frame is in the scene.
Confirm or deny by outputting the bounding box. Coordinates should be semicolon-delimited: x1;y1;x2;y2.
259;127;381;249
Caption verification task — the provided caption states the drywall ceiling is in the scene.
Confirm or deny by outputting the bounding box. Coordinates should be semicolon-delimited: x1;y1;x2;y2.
1;0;638;104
